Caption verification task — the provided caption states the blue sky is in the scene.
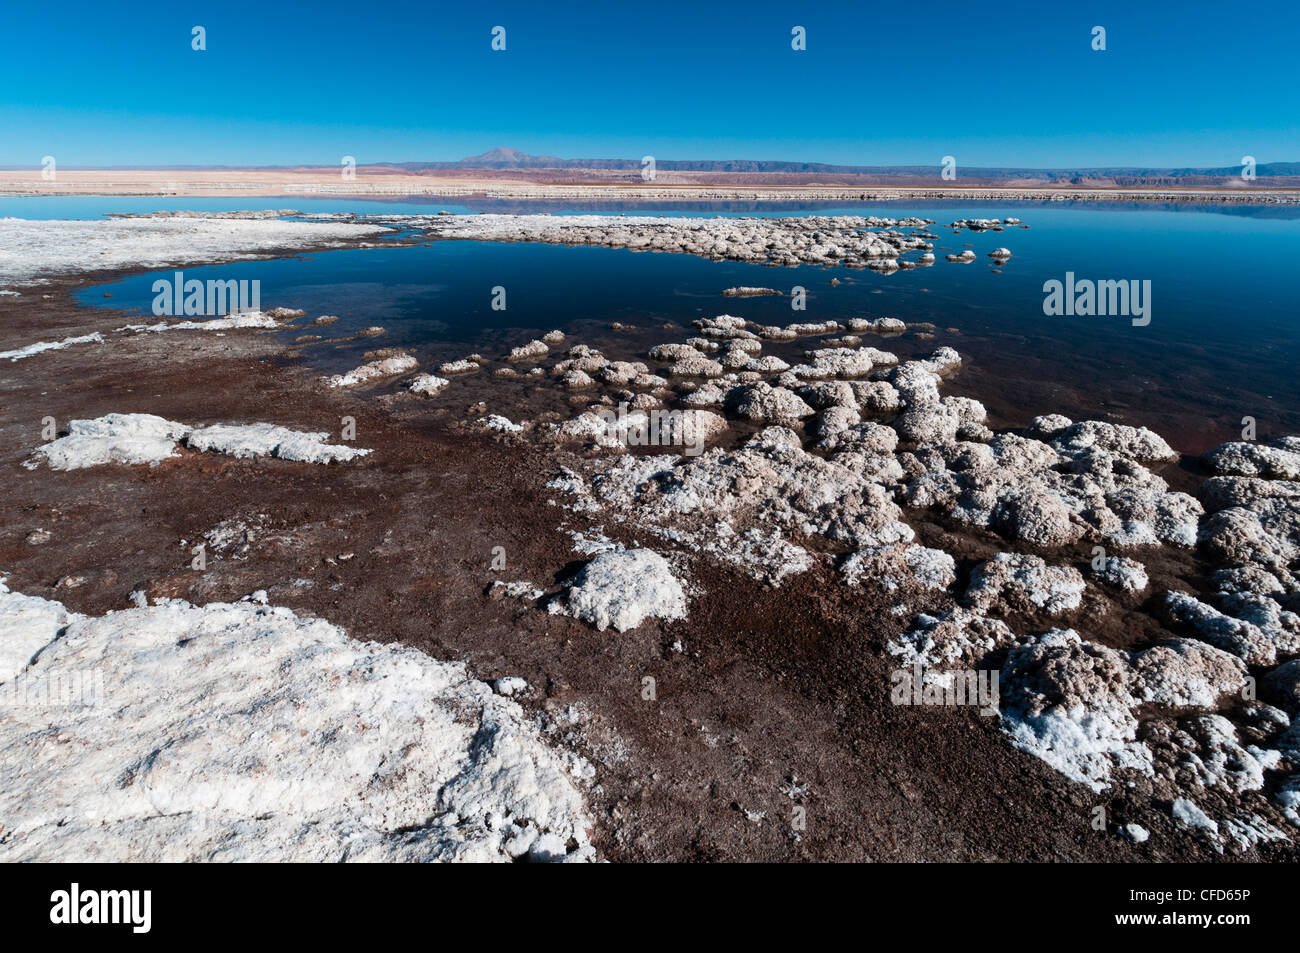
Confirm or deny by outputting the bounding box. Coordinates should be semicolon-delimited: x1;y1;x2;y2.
2;0;1297;168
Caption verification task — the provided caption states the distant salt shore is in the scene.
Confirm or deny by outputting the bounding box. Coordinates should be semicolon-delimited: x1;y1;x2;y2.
0;217;391;283
1;168;1296;205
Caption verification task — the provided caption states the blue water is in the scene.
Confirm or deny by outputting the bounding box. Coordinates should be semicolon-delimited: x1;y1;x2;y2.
6;195;1295;451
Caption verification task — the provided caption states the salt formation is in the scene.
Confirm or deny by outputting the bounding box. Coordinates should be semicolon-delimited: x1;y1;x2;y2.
1;332;104;361
29;414;368;469
0;217;390;283
326;353;419;387
530;319;1297;847
0;586;593;862
562;549;688;633
342;212;938;269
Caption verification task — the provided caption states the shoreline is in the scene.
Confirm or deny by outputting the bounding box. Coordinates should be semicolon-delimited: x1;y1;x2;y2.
3;170;1299;206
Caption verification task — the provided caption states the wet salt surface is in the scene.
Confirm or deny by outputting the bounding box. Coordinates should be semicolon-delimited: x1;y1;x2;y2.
65;199;1300;455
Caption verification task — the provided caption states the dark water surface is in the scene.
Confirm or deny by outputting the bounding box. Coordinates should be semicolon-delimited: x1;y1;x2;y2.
12;195;1293;455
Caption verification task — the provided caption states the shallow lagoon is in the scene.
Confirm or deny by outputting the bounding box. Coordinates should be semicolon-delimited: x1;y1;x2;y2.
16;195;1293;454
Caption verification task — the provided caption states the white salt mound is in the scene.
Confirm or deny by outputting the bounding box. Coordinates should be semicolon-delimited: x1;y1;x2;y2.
0;588;593;862
409;374;449;396
120;312;282;333
0;576;83;683
1;332;104;361
31;414;370;469
32;413;191;470
326;354;418;388
565;549;688;633
0;217;389;283
185;424;371;464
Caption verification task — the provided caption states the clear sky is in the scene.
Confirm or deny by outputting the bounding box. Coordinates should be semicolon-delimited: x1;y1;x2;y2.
2;0;1297;169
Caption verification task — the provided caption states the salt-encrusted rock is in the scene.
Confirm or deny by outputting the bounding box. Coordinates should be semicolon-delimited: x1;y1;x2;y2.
693;315;754;340
264;306;306;319
491;580;545;601
479;415;524;434
998;628;1150;792
326;354;419;388
841;544;955;592
804;347;875;378
596;361;651;387
1203;440;1300;480
493;676;529;696
847;317;906;334
755;325;798;341
1149;714;1278;799
786;320;842;336
0;589;593;862
946;250;977;262
564;549;687;633
989;247;1012;259
1089;555;1149;591
1164;590;1300;666
1026;414;1073;441
553;344;609;375
542;329;565;345
1050;420;1177;463
680;381;729;408
809;405;861;439
721;286;780;297
964;553;1086;615
723;382;815;426
992;488;1088;547
816;421;900;457
893;401;962;445
507;339;549;361
185;424;371;464
851;381;904;414
408;374;449;397
666;357;724;378
1122;823;1150;844
438;359;480;375
1130;639;1248;707
1170;798;1219;837
385;213;936;270
657;409;729;452
718;345;754;370
745;355;790;374
888;606;1016;672
573;426;908;553
560;369;595;390
945;396;987;425
797;381;859;411
648;342;701;363
32;414;190;470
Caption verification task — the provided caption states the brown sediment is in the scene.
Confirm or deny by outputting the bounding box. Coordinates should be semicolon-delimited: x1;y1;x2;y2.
2;272;1294;862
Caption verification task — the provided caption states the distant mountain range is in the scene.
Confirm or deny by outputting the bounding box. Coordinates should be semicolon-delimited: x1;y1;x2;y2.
4;149;1296;184
382;147;1300;179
